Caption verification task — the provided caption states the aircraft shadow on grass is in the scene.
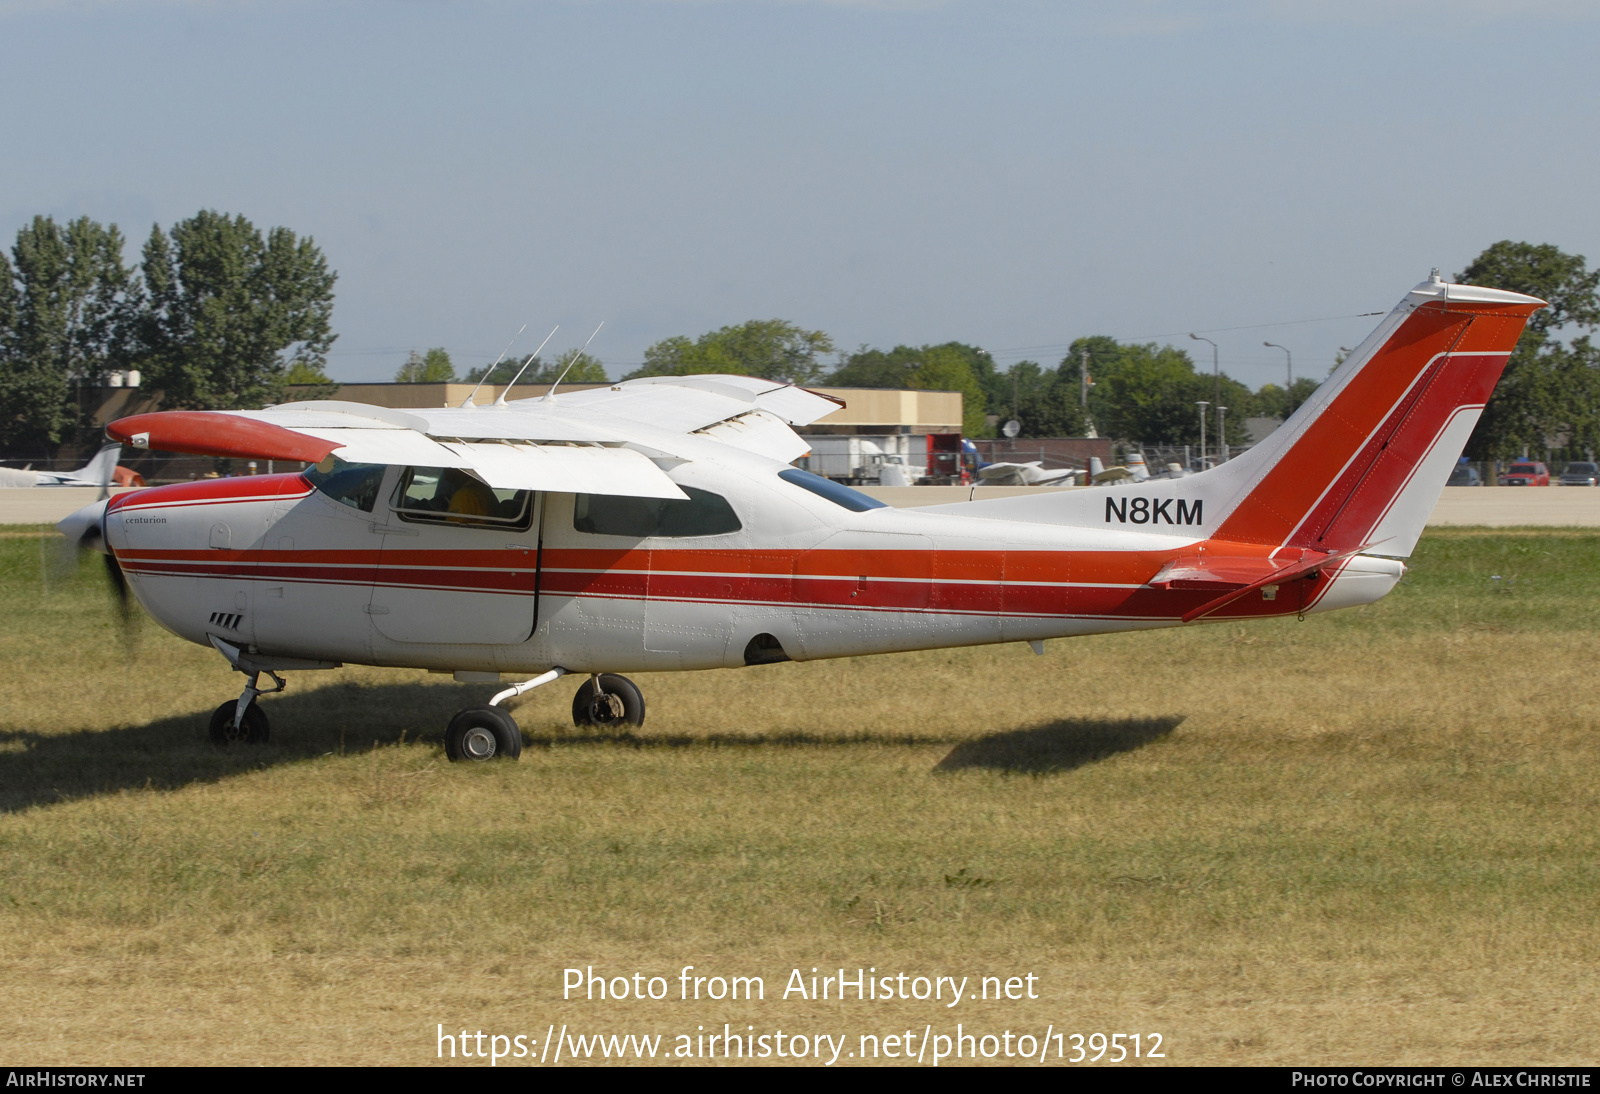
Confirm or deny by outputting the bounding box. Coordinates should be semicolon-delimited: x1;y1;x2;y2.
0;682;1185;812
931;716;1184;775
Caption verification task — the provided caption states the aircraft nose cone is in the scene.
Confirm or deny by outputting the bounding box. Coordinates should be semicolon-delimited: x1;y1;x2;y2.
57;498;111;554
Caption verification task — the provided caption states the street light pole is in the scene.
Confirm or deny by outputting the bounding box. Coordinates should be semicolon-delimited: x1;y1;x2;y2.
1217;405;1229;463
1196;400;1210;469
1263;341;1292;389
1189;333;1220;405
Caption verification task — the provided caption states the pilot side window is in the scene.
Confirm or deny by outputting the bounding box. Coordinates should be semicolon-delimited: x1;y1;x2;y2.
573;487;741;538
304;456;386;513
390;466;533;530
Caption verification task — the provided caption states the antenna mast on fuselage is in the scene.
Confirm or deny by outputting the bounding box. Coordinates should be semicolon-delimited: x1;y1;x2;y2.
542;322;605;403
459;324;527;408
494;326;562;405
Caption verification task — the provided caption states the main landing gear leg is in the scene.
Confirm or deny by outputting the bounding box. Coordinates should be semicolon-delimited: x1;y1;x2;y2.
571;673;646;729
445;668;568;764
209;668;283;745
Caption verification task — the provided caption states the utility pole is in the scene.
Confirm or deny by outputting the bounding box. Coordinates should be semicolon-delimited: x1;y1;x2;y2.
1189;333;1220;405
1217;405;1229;463
1264;341;1292;390
1197;400;1210;469
1080;348;1090;407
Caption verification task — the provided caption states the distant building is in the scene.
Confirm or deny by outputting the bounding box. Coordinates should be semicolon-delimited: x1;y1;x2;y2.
1243;416;1282;445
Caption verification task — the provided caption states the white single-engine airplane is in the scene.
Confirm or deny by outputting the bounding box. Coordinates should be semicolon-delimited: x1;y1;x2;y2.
1;444;125;488
59;274;1542;761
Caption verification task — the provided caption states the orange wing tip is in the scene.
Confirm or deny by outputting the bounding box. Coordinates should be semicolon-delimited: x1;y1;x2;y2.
106;412;341;464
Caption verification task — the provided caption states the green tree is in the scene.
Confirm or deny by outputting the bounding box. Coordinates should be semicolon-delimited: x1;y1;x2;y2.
464;348;607;387
1251;377;1321;421
1068;337;1250;446
285;360;335;385
627;320;834;385
1458;241;1600;461
135;210;336;410
993;359;1089;437
535;347;607;384
395;347;456;382
0;216;138;451
828;342;990;436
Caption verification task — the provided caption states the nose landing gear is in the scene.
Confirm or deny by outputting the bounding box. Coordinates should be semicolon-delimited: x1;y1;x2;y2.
208;668;283;745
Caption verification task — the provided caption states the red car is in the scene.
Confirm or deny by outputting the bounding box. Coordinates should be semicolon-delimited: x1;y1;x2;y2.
1499;461;1550;486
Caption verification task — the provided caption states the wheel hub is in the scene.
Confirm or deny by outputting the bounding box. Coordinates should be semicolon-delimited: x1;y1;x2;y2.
463;726;497;759
590;692;625;724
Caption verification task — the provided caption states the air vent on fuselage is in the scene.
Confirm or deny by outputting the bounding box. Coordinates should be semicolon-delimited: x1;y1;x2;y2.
208;612;244;631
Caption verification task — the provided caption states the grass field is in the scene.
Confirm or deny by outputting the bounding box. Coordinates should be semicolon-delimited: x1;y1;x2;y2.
1;528;1597;1066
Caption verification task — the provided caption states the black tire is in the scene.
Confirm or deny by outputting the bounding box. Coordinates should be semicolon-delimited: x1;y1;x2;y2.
571;674;646;728
209;699;269;744
445;706;522;762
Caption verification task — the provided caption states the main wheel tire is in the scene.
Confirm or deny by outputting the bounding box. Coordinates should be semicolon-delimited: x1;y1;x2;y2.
571;674;646;728
445;706;522;762
209;699;270;744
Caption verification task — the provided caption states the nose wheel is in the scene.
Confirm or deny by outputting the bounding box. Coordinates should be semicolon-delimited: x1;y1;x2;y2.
572;673;645;728
209;698;269;743
208;668;282;744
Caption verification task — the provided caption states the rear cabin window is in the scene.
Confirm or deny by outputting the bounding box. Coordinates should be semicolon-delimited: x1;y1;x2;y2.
390;466;533;530
304;456;386;513
573;487;741;538
777;467;887;512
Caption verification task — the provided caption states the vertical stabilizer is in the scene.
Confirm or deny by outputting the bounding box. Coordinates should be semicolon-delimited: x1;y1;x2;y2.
921;276;1543;557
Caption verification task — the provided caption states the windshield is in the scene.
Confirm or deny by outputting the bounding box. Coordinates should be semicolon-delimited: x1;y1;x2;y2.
1567;463;1598;474
1509;464;1539;474
304;455;386;512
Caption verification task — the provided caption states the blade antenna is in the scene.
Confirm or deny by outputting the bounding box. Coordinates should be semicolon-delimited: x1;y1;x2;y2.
543;322;605;403
494;326;561;406
459;323;528;407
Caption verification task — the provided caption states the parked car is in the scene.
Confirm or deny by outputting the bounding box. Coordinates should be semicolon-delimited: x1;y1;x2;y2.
1447;465;1482;486
1560;461;1600;486
1499;461;1550;486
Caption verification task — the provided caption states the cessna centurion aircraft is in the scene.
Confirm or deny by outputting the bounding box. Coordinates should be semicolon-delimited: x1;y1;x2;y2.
59;274;1541;761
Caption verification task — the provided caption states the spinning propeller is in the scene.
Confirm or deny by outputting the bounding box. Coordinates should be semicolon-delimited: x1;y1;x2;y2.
55;445;135;632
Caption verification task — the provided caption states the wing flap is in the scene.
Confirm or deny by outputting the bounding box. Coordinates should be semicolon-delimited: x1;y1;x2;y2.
294;428;474;468
693;409;812;463
444;442;689;500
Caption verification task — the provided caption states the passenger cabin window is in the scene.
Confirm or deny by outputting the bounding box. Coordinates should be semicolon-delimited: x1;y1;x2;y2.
777;468;887;512
574;487;741;538
304;456;386;513
390;466;533;530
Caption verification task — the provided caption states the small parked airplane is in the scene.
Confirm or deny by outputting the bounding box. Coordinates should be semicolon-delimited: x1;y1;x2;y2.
59;273;1541;761
0;444;134;488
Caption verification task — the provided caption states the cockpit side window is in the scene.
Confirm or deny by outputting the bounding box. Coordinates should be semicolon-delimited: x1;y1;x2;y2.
389;467;534;530
573;487;741;538
304;456;386;513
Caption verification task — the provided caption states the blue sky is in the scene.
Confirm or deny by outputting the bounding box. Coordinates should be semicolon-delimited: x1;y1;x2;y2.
2;0;1596;390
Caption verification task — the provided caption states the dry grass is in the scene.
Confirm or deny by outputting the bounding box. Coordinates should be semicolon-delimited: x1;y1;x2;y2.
0;529;1597;1065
